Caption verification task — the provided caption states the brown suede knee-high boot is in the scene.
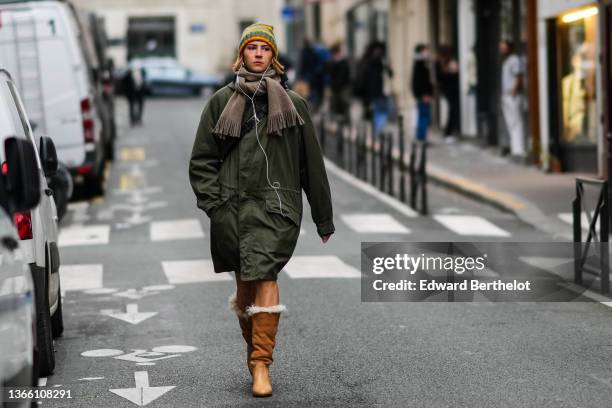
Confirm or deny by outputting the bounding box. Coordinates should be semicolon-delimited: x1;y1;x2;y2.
246;304;286;397
229;293;253;376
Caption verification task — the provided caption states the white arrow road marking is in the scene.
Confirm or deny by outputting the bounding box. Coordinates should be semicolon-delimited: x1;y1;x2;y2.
110;371;175;406
122;213;153;226
113;285;174;300
101;304;158;324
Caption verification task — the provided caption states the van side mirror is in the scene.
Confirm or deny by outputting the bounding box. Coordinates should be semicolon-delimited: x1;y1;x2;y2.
39;136;58;177
0;137;41;214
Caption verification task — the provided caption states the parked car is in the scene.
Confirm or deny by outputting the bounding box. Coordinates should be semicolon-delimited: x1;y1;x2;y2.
116;57;224;96
0;69;62;377
0;0;112;194
0;136;40;407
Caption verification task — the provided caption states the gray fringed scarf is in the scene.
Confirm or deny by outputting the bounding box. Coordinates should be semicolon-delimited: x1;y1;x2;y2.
212;66;304;139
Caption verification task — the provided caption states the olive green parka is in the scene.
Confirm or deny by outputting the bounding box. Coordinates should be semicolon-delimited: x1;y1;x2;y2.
189;83;335;281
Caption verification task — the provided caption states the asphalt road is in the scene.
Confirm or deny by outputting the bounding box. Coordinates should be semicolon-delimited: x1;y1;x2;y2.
41;97;612;408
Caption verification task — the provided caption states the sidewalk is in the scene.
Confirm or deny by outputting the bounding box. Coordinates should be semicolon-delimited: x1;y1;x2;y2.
425;134;592;239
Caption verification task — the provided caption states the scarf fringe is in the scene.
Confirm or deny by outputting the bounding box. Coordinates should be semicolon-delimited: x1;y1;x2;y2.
267;110;305;136
213;115;241;139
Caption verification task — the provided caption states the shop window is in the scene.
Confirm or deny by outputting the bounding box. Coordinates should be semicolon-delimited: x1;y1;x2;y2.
557;6;598;145
127;17;176;60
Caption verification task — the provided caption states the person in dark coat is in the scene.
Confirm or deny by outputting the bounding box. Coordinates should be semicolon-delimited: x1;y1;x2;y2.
325;42;351;120
189;23;334;398
411;44;434;141
355;41;393;133
122;62;146;126
436;45;461;141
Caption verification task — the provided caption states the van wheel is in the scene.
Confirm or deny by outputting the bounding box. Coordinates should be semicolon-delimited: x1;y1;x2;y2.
51;282;64;338
32;265;55;376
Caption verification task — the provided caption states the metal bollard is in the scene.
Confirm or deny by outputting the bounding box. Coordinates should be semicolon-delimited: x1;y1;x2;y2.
378;131;386;191
387;131;394;195
370;121;376;186
398;115;406;202
420;142;428;215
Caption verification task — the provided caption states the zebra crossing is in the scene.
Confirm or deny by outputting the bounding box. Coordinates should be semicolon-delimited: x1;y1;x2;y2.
59;255;362;291
61;208;521;249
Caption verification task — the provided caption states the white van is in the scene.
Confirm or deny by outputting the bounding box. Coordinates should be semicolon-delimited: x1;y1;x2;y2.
0;138;38;405
0;69;62;377
0;0;107;192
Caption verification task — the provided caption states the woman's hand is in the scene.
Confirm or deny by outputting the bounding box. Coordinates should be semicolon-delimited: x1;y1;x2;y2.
321;233;333;243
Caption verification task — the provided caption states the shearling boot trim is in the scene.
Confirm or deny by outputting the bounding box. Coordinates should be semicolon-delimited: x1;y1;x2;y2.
228;293;249;320
246;304;287;316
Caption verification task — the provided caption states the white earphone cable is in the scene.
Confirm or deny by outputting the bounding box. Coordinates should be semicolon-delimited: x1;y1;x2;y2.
236;63;285;217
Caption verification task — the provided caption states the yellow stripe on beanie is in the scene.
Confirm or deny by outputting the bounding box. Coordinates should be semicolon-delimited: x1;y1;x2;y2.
238;22;278;57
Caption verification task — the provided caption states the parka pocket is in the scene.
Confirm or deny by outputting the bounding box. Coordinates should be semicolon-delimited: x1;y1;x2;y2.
264;190;302;227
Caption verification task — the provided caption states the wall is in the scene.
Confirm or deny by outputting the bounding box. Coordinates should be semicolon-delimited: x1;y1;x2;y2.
71;0;286;74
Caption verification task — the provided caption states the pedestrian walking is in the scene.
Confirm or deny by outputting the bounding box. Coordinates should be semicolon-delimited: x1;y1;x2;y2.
298;39;325;110
354;41;393;135
325;41;351;122
411;44;434;142
436;45;460;142
123;61;146;126
499;39;526;158
189;23;335;398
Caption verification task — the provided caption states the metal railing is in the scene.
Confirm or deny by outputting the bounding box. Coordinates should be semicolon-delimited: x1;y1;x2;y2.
573;177;609;294
317;111;428;215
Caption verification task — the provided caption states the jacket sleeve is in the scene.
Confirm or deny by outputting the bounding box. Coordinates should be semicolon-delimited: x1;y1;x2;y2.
189;97;222;218
297;97;335;237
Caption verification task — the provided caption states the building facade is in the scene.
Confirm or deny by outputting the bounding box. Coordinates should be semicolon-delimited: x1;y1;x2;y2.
71;0;286;75
537;0;602;174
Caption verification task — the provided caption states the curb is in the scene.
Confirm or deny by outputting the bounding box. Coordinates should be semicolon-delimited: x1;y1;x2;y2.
426;164;573;239
426;164;528;214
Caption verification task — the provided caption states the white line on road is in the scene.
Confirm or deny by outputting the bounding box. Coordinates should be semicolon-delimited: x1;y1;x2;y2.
59;225;110;247
433;215;511;237
324;158;419;218
150;218;205;241
162;260;232;283
341;213;411;234
558;212;599;232
282;255;361;279
60;264;103;291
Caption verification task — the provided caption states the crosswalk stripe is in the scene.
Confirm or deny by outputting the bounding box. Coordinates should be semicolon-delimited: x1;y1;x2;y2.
341;213;411;234
282;255;361;279
150;219;205;242
558;212;599;231
433;215;511;237
60;264;103;291
162;260;232;284
59;225;110;247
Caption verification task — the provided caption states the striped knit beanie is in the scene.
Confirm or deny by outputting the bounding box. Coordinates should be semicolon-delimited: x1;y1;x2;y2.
238;23;278;58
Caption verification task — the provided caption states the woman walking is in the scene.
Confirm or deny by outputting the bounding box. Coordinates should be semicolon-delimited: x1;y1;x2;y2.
189;23;335;397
